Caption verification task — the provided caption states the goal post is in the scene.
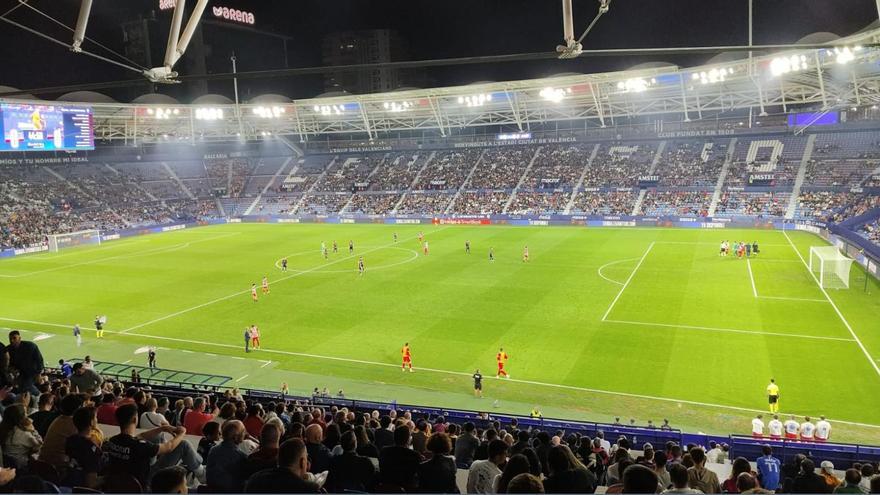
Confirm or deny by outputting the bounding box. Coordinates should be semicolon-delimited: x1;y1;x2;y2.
809;246;854;289
46;229;102;253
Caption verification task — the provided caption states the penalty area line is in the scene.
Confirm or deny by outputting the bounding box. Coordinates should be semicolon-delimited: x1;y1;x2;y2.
3;320;880;429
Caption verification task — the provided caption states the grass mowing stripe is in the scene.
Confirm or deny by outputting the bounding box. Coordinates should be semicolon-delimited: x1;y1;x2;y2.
782;230;880;378
602;319;855;342
601;242;654;321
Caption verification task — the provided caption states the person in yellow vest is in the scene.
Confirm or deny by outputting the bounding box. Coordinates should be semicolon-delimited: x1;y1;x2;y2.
767;378;780;413
530;406;543;419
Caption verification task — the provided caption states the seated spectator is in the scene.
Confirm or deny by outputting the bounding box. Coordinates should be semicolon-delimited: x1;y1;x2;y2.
412;419;431;455
543;444;597;493
835;469;865;494
95;393;118;425
206;420;248;493
0;404;43;467
373;415;394;450
64;406;102;489
242;403;265;439
418;432;459;494
183;397;216;435
305;423;332;474
139;398;169;430
655;451;671;490
244;438;320;493
354;425;379;458
467;439;508;494
736;472;769;494
198;421;221;464
38;393;84;468
687;448;720;494
792;459;828;494
29;393;58;438
821;461;842;492
861;465;876;493
245;422;281;478
724;457;758;493
623;464;660;494
151;465;188;494
508;473;545;494
69;363;103;397
325;430;376;493
497;454;533;494
455;421;480;468
662;464;702;494
870;476;880;494
379;424;422;491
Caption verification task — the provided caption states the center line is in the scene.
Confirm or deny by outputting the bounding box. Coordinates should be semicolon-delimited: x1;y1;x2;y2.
601;242;654;321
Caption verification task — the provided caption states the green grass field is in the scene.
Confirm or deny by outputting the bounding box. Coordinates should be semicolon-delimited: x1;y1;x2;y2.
1;224;879;444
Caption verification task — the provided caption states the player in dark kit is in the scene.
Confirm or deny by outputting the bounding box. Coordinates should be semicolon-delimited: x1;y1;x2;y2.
465;240;471;254
349;240;354;254
332;241;338;253
488;247;495;262
473;369;483;398
148;348;157;369
281;258;288;272
393;232;398;243
358;256;365;276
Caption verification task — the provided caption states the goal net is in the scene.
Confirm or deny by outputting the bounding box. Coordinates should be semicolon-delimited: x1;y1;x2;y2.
809;246;854;289
46;229;101;253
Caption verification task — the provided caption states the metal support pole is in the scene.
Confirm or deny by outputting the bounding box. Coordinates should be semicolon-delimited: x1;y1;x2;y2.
72;0;93;52
164;0;186;68
231;54;243;137
562;0;575;45
815;52;828;108
173;0;209;66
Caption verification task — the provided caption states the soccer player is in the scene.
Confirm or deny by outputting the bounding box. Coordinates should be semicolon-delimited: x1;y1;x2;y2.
393;232;398;243
465;240;471;254
418;231;424;244
767;378;780;413
752;241;759;256
496;347;509;378
251;284;258;302
815;415;831;442
800;416;816;441
719;240;726;257
473;369;483;398
262;276;270;295
522;245;529;262
768;414;783;440
94;315;105;339
244;326;252;353
488;247;495;262
148;348;157;369
323;246;329;260
401;342;413;372
783;415;800;440
281;258;288;272
358;256;365;276
746;242;752;257
349;240;354;254
73;324;82;347
332;240;338;254
423;241;429;256
251;325;261;350
751;414;765;439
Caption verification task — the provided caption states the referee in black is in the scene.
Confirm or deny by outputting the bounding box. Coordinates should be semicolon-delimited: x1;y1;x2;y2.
473;369;483;398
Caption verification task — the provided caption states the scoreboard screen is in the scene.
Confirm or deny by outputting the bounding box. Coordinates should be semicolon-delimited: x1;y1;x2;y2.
0;103;94;152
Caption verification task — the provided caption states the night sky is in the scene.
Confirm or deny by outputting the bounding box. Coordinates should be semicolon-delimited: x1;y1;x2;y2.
0;0;877;101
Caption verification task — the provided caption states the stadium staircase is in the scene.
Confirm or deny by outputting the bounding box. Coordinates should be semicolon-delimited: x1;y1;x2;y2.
162;162;196;200
445;150;487;214
215;198;227;216
292;156;336;214
503;146;543;214
244;157;294;215
564;143;600;214
105;163;159;201
708;137;738;217
785;133;818;219
631;140;666;216
392;151;437;214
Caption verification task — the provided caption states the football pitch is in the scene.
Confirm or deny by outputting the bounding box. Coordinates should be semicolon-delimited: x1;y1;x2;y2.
1;223;879;444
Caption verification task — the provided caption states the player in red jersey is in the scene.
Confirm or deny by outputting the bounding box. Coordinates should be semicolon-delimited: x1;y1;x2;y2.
262;276;270;295
251;284;258;302
251;325;261;349
401;343;413;372
423;241;429;256
496;347;509;378
418;231;424;244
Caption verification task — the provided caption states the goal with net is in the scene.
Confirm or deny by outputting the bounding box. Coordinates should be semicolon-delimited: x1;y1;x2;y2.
46;229;102;253
809;246;854;289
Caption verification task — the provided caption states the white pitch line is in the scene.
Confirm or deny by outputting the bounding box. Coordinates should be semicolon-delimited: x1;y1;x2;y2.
602;318;855;342
596;258;640;286
236;374;249;382
118;228;449;335
122;359;132;364
4;318;880;429
601;242;654;321
757;295;829;303
260;360;272;368
747;258;758;298
783;231;880;379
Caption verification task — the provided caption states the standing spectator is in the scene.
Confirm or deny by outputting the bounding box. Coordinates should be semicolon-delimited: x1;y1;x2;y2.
148;348;157;369
455;421;480;468
325;430;376;493
69;363;103;397
467;439;508;494
304;423;332;474
543;444;597;493
183;397;216;435
8;330;43;395
29;393;58;438
38;393;84;468
64;406;102;490
418;432;459;494
379;425;422;492
756;445;781;491
792;459;828;494
821;461;842;492
687;448;721;494
662;464;702;494
0;404;43;466
58;360;72;378
206;420;248;492
835;469;865;494
244;439;320;493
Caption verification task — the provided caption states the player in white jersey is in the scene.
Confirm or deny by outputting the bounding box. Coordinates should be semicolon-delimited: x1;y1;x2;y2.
767;414;784;440
783;415;800;440
799;416;816;441
751;414;765;438
815;416;831;442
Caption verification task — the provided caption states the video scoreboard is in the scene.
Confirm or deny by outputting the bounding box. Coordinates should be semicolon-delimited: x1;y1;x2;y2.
0;103;94;152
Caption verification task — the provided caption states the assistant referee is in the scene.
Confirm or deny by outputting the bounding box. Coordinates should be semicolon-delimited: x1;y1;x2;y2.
767;378;780;413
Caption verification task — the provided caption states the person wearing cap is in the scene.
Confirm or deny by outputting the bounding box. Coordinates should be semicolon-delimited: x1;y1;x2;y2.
820;461;842;491
756;445;781;491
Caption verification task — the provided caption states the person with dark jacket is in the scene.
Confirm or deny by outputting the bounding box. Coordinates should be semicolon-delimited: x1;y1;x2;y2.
454;422;480;468
792;459;831;494
379;424;422;491
543;445;598;493
325;431;376;493
373;416;394;450
245;439;320;493
418;433;459;493
8;331;43;395
304;423;331;474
